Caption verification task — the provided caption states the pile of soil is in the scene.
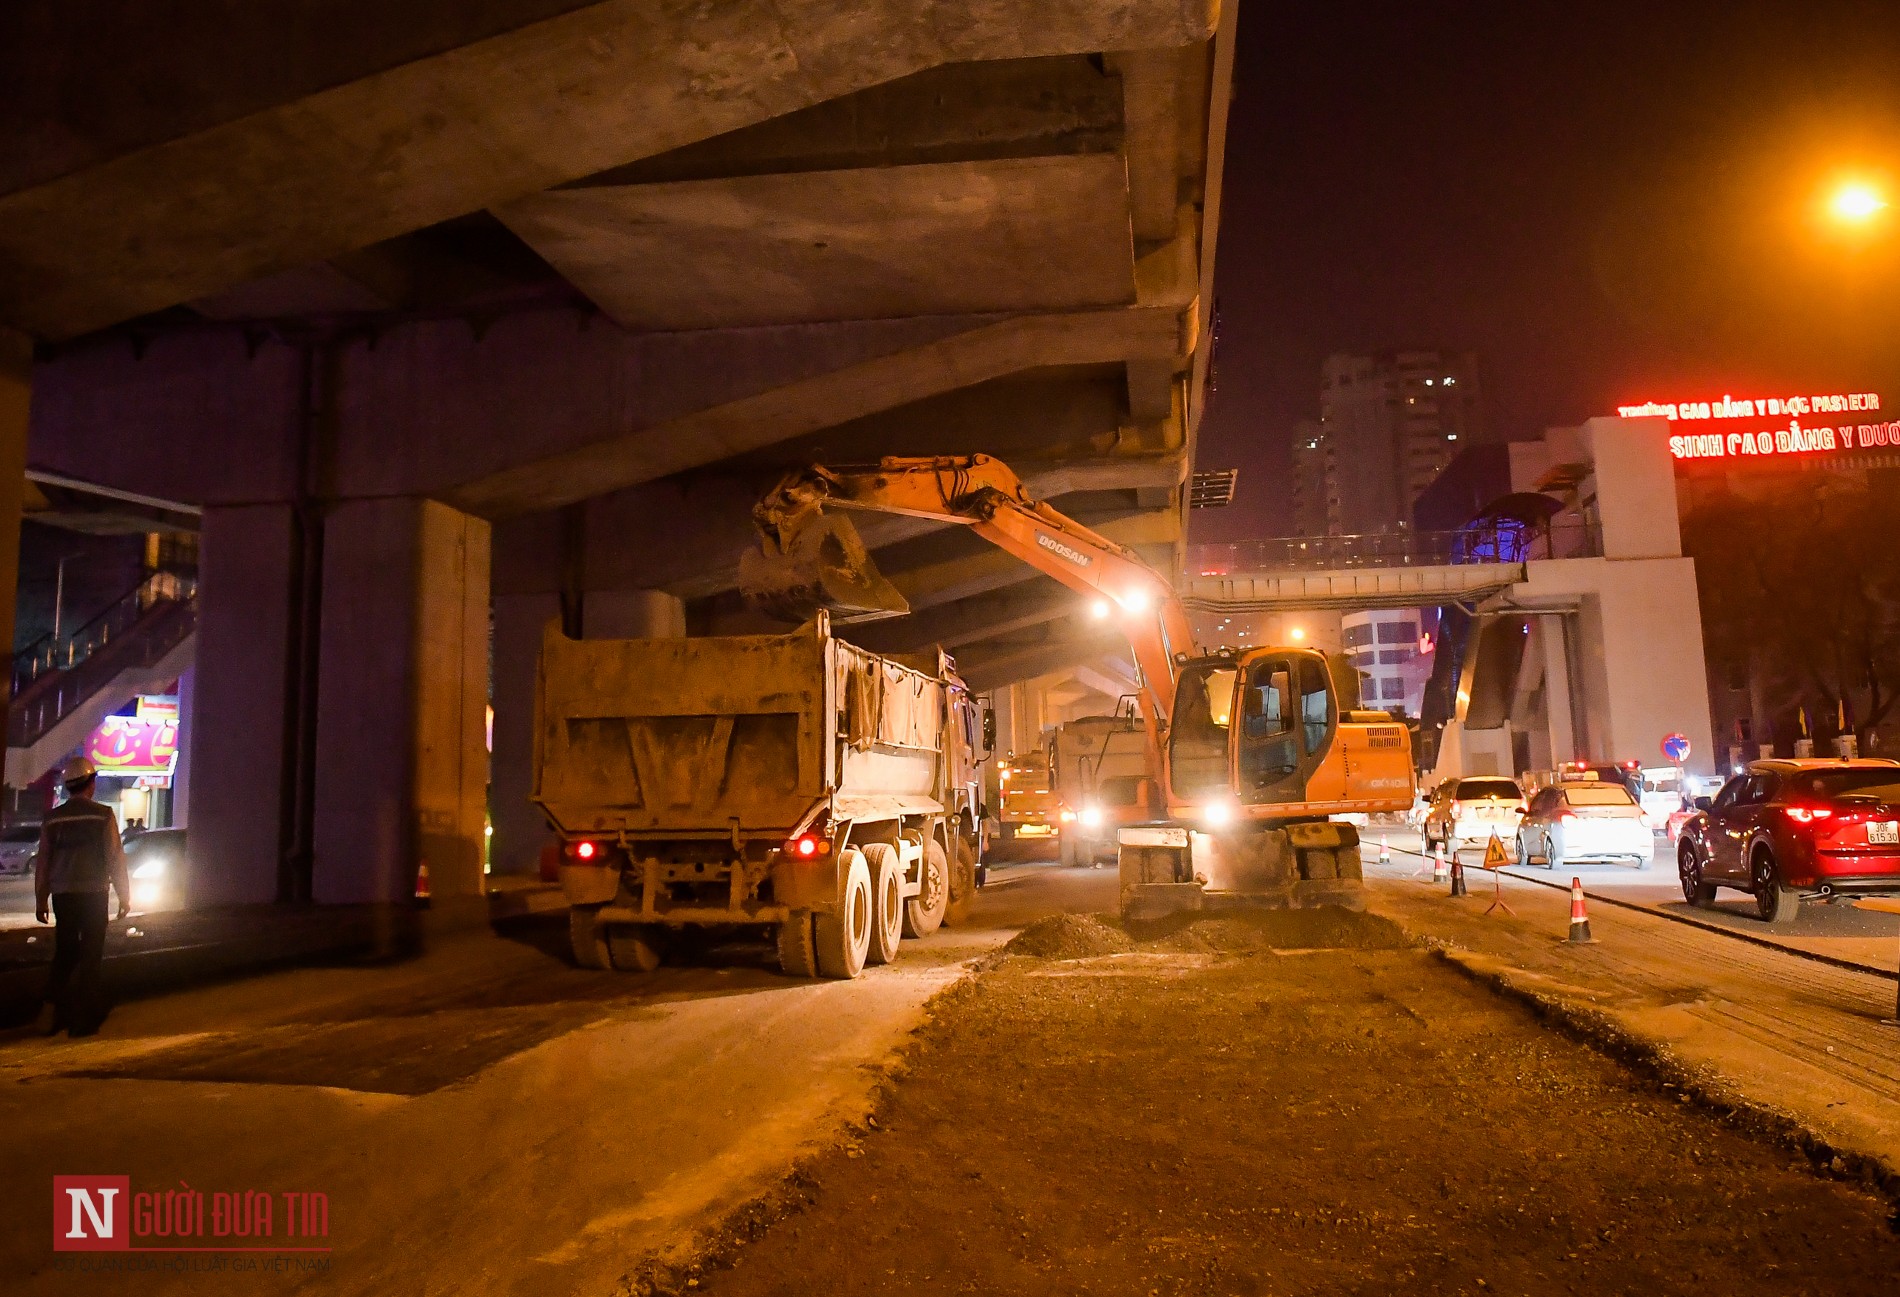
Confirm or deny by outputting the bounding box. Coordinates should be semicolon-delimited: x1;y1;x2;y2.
661;928;1899;1296
1145;906;1412;954
1000;914;1134;960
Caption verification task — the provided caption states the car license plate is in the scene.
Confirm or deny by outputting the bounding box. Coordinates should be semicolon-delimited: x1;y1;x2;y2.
1870;821;1899;845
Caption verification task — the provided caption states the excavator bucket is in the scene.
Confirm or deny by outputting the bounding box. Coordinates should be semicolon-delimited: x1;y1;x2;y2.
739;510;911;624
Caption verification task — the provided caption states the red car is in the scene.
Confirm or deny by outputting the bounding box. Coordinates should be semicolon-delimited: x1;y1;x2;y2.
1676;758;1900;923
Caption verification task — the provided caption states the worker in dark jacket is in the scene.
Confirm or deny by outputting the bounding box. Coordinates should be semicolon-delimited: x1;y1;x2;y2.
33;757;130;1037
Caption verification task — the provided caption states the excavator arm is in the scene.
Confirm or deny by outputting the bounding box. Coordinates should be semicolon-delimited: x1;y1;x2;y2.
744;455;1196;724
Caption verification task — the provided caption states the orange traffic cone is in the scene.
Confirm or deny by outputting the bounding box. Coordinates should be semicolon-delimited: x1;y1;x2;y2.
415;861;432;909
1379;836;1391;864
1449;852;1467;897
1432;843;1448;884
1567;877;1593;942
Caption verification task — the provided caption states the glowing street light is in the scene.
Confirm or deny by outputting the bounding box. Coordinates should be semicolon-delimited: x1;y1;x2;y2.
1828;181;1887;224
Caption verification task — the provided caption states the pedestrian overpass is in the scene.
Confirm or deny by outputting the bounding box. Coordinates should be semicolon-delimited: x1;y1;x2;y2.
1178;523;1716;783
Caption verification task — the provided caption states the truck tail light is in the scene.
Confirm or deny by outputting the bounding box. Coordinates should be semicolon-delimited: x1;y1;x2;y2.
785;833;831;858
566;840;605;861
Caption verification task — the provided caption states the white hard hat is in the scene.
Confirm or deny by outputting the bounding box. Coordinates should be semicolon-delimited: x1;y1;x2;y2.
60;756;98;788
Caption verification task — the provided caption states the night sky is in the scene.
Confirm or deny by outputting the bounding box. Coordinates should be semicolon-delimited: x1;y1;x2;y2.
1195;0;1900;539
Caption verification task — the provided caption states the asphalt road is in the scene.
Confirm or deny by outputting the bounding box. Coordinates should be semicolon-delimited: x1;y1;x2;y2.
1369;825;1900;974
2;856;1111;1294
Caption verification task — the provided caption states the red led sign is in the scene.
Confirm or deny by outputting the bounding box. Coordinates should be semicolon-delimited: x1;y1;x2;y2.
1614;391;1894;462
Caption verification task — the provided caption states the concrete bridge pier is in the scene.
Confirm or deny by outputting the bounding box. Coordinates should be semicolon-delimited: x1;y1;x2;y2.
190;498;490;912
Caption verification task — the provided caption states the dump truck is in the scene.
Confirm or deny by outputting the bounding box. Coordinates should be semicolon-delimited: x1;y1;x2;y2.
535;613;985;978
1048;713;1153;866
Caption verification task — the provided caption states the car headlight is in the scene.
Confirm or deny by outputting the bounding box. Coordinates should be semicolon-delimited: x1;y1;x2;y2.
1079;806;1104;828
132;859;168;880
1058;809;1077;823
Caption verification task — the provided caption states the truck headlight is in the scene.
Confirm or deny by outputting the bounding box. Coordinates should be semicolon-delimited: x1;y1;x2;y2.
1201;801;1235;827
132;859;168;880
1079;806;1104;828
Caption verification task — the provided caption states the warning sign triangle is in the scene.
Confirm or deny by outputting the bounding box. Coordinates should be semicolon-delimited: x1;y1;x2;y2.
1483;832;1511;870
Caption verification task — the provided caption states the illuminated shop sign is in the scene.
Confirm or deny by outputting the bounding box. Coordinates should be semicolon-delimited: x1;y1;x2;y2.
1617;392;1880;421
1616;391;1895;462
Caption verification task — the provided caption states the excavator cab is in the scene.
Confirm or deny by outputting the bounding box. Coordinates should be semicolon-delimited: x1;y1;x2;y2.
1166;650;1342;815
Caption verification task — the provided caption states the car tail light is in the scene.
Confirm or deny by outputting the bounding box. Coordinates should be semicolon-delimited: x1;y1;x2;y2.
784;833;832;859
1783;806;1834;824
1557;810;1575;822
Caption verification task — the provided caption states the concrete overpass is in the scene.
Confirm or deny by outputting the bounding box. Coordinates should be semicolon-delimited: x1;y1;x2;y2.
0;2;1238;908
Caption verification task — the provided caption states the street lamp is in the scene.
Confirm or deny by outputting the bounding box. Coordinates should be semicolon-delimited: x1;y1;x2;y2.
1828;181;1887;225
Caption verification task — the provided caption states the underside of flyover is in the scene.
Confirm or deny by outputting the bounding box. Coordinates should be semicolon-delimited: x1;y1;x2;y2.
0;3;1236;906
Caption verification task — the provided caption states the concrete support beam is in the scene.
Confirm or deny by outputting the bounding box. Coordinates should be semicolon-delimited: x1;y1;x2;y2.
885;508;1183;612
490;593;558;878
0;331;28;719
448;299;1194;515
956;616;1127;693
498;154;1138;332
1107;48;1186;244
188;505;298;905
0;0;1219;338
312;499;490;910
31;302;1192;520
845;579;1074;656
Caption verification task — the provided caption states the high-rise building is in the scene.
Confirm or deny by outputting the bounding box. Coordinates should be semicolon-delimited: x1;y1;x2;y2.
1288;419;1331;536
1318;350;1483;534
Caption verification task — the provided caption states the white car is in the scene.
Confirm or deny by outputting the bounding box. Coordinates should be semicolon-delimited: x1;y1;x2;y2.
1423;777;1526;854
0;823;39;877
1517;781;1654;870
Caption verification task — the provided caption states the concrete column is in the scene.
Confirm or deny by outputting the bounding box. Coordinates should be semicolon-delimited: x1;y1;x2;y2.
0;332;29;701
489;592;559;877
188;505;298;905
171;667;195;828
312;499;490;911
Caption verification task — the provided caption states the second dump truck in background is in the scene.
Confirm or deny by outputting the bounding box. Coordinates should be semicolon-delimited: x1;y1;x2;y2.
1048;713;1152;866
535;613;985;978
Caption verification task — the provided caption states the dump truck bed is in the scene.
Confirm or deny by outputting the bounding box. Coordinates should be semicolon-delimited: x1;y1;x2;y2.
533;620;946;841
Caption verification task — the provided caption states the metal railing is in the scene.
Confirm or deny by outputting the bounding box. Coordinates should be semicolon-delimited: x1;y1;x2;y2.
8;570;198;748
1188;521;1600;576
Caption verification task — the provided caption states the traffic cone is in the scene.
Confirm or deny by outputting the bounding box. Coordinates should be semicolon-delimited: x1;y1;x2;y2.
1567;877;1593;942
1432;843;1448;884
1379;836;1391;864
414;861;432;910
1449;853;1467;897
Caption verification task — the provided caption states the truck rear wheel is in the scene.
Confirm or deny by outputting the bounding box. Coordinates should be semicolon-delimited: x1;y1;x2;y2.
568;904;610;969
864;844;904;965
607;924;665;973
903;840;949;938
943;837;977;927
815;852;873;979
777;911;819;978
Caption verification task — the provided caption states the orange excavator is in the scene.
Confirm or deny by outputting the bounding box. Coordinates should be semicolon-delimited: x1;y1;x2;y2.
742;454;1416;919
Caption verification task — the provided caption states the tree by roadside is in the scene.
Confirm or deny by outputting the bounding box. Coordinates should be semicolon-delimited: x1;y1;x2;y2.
1683;473;1900;753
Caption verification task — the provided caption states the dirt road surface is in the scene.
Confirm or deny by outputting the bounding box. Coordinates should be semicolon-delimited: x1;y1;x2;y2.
1;864;1108;1294
684;910;1899;1297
